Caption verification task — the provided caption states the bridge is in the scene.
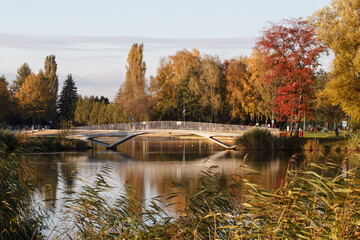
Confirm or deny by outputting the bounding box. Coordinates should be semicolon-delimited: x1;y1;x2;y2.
72;121;279;150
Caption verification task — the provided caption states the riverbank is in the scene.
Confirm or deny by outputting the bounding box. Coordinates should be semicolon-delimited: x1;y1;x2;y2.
0;131;88;152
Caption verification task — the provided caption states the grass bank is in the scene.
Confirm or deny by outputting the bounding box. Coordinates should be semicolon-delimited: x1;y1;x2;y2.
0;131;88;152
235;129;356;152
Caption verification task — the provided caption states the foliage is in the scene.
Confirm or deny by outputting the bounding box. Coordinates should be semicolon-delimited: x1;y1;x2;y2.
151;49;229;122
256;18;327;137
74;96;126;126
44;54;59;123
15;72;51;124
248;51;274;122
191;55;224;122
115;43;151;121
235;128;275;149
58;74;78;121
10;62;31;93
314;70;344;135
0;75;12;122
0;143;43;239
311;0;360;123
348;133;360;151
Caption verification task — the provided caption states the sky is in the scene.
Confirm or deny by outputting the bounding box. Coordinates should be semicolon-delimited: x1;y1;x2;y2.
0;0;331;100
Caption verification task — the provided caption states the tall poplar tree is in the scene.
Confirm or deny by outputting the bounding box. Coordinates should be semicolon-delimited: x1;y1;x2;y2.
44;55;59;124
58;74;78;121
115;43;150;120
11;63;31;93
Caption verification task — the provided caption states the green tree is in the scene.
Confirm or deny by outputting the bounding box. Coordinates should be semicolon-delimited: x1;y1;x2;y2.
0;75;11;122
74;96;93;126
58;74;78;121
311;0;360;124
115;44;150;121
11;63;31;93
44;55;59;124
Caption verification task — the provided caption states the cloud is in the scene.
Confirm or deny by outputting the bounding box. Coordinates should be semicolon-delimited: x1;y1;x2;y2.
0;33;255;53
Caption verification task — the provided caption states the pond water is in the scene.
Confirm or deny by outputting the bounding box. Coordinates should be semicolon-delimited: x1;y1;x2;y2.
31;136;358;234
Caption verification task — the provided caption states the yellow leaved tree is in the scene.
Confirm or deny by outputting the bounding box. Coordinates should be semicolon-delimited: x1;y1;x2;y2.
311;0;360;123
15;72;50;125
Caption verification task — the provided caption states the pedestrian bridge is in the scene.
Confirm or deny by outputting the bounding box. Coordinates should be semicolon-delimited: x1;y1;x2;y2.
72;121;279;150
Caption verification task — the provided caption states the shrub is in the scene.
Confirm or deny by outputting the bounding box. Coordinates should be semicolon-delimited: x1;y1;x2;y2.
235;128;275;149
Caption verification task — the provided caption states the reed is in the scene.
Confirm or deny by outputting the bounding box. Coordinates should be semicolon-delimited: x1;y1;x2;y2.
0;143;43;239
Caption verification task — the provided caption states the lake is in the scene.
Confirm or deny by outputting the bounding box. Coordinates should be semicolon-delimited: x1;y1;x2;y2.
31;135;356;235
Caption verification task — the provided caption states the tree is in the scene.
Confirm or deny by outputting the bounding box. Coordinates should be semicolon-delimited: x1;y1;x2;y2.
115;44;150;121
44;55;59;123
15;73;50;125
247;51;275;124
151;49;202;121
225;57;252;122
311;0;360;124
256;18;326;137
190;55;223;122
58;74;78;121
0;75;11;122
314;70;344;135
11;63;31;93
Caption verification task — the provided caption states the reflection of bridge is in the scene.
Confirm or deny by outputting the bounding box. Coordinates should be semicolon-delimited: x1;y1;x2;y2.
73;121;279;150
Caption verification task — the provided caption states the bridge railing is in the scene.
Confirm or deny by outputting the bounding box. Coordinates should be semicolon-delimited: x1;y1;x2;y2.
73;121;280;136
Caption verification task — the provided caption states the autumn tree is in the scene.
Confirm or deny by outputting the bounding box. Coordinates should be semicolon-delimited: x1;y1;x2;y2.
44;55;59;124
311;0;360;124
225;57;252;122
15;72;50;125
247;51;276;125
314;70;344;135
151;49;203;121
256;18;326;137
115;44;150;121
58;74;78;121
11;63;31;93
0;75;11;122
190;55;223;122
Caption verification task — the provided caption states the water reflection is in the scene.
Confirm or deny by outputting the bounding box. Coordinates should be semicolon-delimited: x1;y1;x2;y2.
33;137;299;216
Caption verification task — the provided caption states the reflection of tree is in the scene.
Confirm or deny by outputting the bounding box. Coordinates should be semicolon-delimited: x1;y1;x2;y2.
59;153;80;190
34;155;58;209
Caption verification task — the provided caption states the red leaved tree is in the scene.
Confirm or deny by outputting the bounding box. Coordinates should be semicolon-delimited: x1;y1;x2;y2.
256;18;326;137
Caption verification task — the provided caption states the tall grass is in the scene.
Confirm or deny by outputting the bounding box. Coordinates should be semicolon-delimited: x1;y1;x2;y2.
0;143;43;239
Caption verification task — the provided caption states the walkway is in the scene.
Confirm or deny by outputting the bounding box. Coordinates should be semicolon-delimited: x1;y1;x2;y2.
72;121;279;150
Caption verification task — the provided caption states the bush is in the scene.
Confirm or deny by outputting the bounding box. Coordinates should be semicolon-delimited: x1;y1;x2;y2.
235;128;275;149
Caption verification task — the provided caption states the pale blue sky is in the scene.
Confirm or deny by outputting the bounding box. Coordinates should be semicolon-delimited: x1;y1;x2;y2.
0;0;331;100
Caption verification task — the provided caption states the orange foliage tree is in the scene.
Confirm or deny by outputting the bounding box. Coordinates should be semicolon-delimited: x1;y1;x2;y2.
256;18;326;136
